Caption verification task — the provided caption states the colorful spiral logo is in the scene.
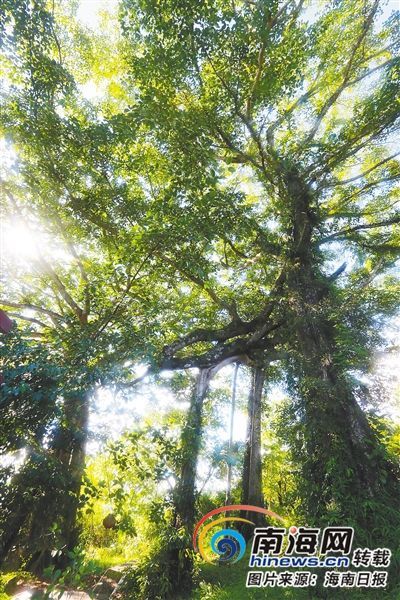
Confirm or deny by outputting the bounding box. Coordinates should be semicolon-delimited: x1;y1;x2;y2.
193;504;284;564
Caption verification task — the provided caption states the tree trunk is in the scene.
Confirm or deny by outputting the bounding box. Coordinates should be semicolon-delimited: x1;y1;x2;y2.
53;391;89;566
173;368;213;531
225;363;239;506
241;367;265;536
164;368;214;596
0;469;32;566
285;167;400;535
289;264;398;522
0;390;89;572
61;392;89;551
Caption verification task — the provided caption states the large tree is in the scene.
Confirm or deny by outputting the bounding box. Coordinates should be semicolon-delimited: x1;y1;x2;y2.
0;182;160;568
117;0;400;525
1;0;399;594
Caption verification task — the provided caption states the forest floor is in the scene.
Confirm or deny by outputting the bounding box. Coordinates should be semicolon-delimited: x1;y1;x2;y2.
12;586;90;599
2;559;400;599
1;566;124;599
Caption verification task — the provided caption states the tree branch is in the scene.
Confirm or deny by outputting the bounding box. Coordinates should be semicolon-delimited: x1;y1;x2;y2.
328;262;347;280
6;312;48;328
214;125;263;172
320;214;400;244
120;338;278;389
301;0;380;147
206;59;274;184
163;255;240;321
246;41;266;118
37;255;86;323
93;248;157;340
265;79;320;146
51;210;91;315
0;300;63;321
2;183;86;323
313;109;399;182
323;152;400;188
334;173;400;207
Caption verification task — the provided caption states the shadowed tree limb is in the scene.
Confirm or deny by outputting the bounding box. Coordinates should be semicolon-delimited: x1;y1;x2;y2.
320;214;400;244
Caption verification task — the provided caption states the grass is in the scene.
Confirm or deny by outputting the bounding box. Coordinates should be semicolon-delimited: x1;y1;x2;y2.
84;544;134;569
191;557;309;600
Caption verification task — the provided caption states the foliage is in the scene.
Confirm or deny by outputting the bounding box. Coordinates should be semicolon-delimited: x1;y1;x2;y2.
0;0;399;596
120;526;195;600
0;572;30;600
261;399;300;522
0;328;63;453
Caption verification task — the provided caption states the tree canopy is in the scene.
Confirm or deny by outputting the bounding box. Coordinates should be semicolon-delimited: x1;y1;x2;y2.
0;1;399;598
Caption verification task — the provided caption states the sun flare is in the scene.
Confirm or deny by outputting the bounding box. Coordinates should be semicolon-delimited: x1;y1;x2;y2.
2;221;40;261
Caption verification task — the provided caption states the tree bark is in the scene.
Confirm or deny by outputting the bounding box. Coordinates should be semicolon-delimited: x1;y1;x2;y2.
284;167;400;530
0;388;94;573
173;368;213;531
241;366;265;535
50;391;89;567
225;363;239;505
289;263;398;521
164;368;214;596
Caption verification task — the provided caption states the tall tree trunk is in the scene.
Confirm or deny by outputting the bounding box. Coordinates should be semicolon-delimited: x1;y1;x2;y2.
225;363;239;506
166;368;213;596
27;390;90;572
285;167;400;535
0;463;33;566
60;392;89;555
53;391;89;566
289;264;398;522
241;366;265;536
173;368;213;530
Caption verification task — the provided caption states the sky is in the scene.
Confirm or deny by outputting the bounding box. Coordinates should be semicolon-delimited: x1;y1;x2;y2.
77;0;119;29
76;0;399;29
